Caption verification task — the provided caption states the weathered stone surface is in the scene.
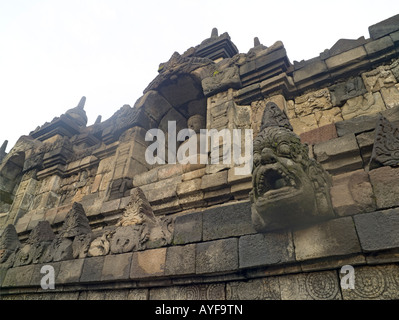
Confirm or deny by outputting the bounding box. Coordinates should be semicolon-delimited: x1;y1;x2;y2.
314;134;363;174
80;256;105;283
239;232;295;269
293;217;361;261
368;166;399;209
202;201;255;241
369;115;399;169
380;85;399;109
110;225;143;254
329;76;367;107
58;202;91;238
2;264;35;287
165;244;196;276
201;164;228;186
0;224;21;264
294;88;332;117
102;252;132;281
196;238;238;274
325;46;367;70
330;170;376;216
341;92;386;120
150;283;225;300
362;65;397;92
202;66;241;96
290;114;318;135
57;258;84;284
172;211;202;245
279;270;342;300
354;208;399;252
300;123;338;145
226;277;281;300
369;14;399;40
341;264;399;300
130;248;166;279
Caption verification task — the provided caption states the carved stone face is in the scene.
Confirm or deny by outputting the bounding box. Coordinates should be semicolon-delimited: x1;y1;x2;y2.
187;115;205;133
250;126;334;232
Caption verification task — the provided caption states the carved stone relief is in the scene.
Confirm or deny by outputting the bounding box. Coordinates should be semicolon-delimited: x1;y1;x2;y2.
250;105;334;232
369;115;399;169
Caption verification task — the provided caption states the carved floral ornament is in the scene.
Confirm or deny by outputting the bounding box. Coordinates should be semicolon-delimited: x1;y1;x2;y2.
0;188;173;268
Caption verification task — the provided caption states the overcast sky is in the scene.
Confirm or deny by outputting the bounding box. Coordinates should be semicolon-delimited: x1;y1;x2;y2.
0;0;397;152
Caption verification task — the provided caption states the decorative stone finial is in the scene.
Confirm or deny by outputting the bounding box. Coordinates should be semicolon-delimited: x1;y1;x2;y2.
77;96;86;109
254;37;261;47
211;27;218;38
0;140;8;153
94;115;102;124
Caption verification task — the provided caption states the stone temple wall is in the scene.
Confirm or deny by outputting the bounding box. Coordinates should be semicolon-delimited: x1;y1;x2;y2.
1;15;399;300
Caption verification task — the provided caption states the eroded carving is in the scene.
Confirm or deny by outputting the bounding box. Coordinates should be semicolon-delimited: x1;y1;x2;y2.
59;202;92;238
250;108;334;232
369;115;399;169
0;224;21;265
110;188;173;253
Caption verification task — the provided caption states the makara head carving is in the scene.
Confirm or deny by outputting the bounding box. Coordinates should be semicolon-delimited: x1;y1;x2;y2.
249;102;334;232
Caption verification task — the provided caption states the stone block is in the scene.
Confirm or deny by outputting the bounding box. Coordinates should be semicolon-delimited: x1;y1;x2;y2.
335;113;379;136
149;283;225;300
369;14;399;40
290;114;318;136
203;187;232;206
127;288;149;300
356;130;375;165
57;259;84;284
380;85;399;109
279;270;342;300
325;46;367;70
300;123;338;145
239;232;295;269
178;191;206;210
330;170;376;216
341;92;386;121
100;199;121;215
364;36;395;57
230;181;252;200
341;264;399;300
176;178;202;196
293;58;328;84
165;244;196;276
202;201;256;241
182;167;206;181
80;256;105;283
132;168;158;187
368;166;399;209
30;263;61;289
130;248;166;279
226;277;281;300
157;164;183;180
196;238;238;274
140;176;181;204
293;217;361;261
200;170;228;191
2;265;35;288
104;290;129;300
172;211;202;245
102;252;132;281
313;134;363;174
354;208;399;252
